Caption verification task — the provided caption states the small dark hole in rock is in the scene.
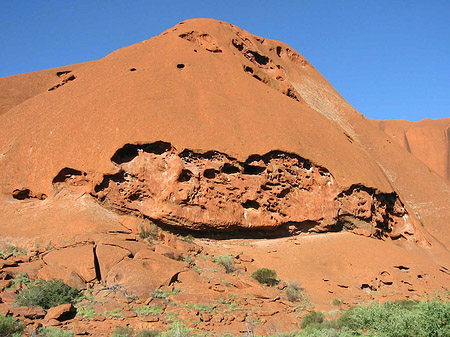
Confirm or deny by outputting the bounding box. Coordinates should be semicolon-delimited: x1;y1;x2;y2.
394;265;410;271
177;64;185;69
194;49;197;52
12;189;32;200
244;66;254;74
203;169;218;179
276;46;282;57
128;193;140;201
129;68;137;71
52;167;83;184
285;88;299;101
56;70;71;77
247;50;269;65
221;163;240;174
243;165;266;175
253;74;263;82
178;169;193;182
242;200;260;209
232;39;244;51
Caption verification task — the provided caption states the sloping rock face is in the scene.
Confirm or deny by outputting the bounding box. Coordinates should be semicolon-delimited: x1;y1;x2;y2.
372;118;450;182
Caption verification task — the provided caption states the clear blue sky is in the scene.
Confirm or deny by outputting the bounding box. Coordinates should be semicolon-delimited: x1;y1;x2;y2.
1;1;449;121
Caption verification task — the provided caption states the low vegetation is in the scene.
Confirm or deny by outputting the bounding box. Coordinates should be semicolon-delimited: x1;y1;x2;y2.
251;268;278;286
284;282;306;302
139;224;159;242
0;245;27;258
37;327;74;337
213;255;236;273
0;314;25;337
15;279;81;310
296;298;450;337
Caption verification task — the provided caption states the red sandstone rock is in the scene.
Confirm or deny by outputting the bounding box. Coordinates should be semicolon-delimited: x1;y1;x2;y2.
9;306;45;319
95;244;131;280
42;245;96;282
105;253;186;297
44;303;75;321
373;118;450;182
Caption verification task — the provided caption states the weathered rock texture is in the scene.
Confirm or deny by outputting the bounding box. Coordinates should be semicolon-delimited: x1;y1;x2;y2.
82;142;411;239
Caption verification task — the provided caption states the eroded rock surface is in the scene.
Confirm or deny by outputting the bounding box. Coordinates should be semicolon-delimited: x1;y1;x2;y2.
64;141;415;240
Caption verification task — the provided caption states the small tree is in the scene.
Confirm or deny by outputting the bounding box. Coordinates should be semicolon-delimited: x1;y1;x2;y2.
251;268;278;286
15;279;80;310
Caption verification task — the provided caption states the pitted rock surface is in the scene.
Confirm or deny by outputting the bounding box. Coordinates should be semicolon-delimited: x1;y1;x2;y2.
73;142;413;239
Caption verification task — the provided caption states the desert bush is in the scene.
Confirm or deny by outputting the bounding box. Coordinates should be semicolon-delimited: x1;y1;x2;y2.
139;224;159;242
136;330;161;337
37;327;74;337
0;314;25;337
134;305;163;316
213;255;236;273
112;326;135;337
135;330;160;337
292;298;450;337
300;310;325;329
15;279;81;310
161;322;190;337
285;282;306;302
251;268;278;286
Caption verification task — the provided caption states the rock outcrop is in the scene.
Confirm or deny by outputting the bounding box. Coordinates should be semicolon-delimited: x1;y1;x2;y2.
0;18;449;336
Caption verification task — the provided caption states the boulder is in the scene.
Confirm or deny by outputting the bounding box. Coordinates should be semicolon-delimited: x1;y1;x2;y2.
9;306;45;319
42;245;96;282
37;265;86;289
44;303;76;321
105;252;186;297
95;244;131;279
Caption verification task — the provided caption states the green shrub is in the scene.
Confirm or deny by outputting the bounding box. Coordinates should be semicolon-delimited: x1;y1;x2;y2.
75;305;96;318
38;327;74;337
134;305;163;316
337;298;450;337
7;272;31;290
251;268;278;286
0;245;27;258
136;330;161;337
213;255;236;273
301;310;324;329
15;279;81;310
0;314;25;337
112;326;134;337
151;288;181;300
161;322;190;337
